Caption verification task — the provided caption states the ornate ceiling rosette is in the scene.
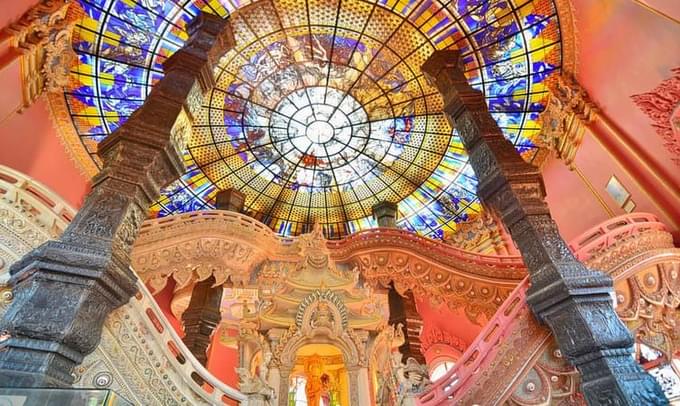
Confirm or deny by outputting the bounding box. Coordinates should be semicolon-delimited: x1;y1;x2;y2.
60;0;565;238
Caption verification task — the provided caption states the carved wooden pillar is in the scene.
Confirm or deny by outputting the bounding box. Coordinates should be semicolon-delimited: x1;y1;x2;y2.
216;188;245;212
422;50;667;405
372;201;398;228
388;286;425;365
182;276;222;365
277;367;291;406
0;13;234;387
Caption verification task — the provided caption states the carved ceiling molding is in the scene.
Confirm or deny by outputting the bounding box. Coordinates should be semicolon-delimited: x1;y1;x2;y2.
631;67;680;167
349;250;517;325
4;0;84;109
553;0;578;76
131;211;292;293
420;328;467;357
329;228;526;280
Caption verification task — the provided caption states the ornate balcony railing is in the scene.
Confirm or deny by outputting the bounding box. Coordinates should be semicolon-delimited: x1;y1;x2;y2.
129;275;246;404
419;212;678;404
328;227;526;279
568;213;668;262
417;277;531;405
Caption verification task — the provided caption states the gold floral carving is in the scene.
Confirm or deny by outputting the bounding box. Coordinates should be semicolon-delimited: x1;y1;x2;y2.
614;261;680;360
133;211;527;325
535;74;596;168
4;0;84;109
443;210;510;254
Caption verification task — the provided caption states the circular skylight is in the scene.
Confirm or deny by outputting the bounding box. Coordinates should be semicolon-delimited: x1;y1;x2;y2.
64;0;564;239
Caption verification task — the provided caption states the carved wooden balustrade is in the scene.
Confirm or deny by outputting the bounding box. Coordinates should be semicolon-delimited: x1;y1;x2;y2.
132;212;528;324
569;213;669;262
418;212;680;405
418;277;535;405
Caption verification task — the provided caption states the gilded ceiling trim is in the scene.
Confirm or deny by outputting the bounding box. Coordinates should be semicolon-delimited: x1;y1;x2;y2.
553;0;578;75
47;92;99;178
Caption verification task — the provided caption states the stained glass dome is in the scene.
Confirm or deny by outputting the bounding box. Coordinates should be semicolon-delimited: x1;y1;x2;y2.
65;0;563;239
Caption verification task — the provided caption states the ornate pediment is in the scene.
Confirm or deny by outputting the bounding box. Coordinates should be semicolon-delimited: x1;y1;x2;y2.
296;290;349;334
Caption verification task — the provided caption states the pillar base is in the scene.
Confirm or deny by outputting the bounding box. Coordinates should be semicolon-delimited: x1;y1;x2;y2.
0;240;137;387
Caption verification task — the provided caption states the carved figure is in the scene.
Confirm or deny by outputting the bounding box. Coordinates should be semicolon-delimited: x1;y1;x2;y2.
310;301;335;330
236;367;274;406
394;357;432;406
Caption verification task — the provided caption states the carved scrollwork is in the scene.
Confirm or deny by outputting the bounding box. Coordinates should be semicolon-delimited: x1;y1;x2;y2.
352;251;515;324
4;0;84;108
507;341;583;405
631;67;680;167
535;74;596;168
296;290;348;331
615;262;680;359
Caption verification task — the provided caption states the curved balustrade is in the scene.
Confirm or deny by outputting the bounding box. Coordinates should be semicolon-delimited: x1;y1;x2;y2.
417;277;531;405
139;210;296;246
131;274;246;404
328;227;526;279
568;213;668;261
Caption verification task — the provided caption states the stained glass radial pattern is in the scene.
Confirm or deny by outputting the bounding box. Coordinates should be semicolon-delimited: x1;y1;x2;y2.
67;0;563;239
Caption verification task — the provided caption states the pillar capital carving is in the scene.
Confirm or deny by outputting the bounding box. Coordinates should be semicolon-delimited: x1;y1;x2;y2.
536;74;597;168
3;0;84;109
422;50;667;405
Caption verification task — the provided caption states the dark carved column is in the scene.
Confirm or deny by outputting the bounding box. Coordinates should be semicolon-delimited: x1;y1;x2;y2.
181;276;222;365
0;14;234;387
216;188;245;213
372;201;398;228
388;286;425;365
422;50;666;405
180;188;238;365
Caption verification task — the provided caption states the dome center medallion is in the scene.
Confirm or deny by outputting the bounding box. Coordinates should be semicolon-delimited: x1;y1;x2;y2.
306;121;334;144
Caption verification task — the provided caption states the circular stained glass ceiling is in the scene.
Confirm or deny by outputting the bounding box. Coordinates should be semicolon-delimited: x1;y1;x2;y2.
65;0;564;239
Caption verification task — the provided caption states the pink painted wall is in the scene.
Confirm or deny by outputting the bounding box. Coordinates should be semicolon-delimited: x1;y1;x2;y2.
206;330;239;390
151;279;185;337
543;128;678;242
0;0;35;30
416;296;480;351
0;99;90;208
573;0;680;188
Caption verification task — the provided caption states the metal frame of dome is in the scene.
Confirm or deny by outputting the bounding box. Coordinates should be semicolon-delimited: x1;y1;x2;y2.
61;0;565;239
